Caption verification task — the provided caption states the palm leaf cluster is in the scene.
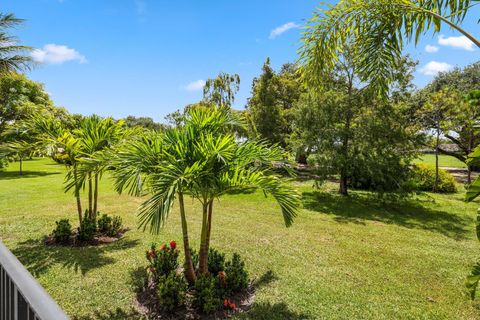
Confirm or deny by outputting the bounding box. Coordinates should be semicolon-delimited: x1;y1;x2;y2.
299;0;479;97
0;13;33;74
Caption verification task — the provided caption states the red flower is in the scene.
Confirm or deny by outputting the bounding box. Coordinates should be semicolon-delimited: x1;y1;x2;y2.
148;249;156;258
224;299;236;310
148;267;155;273
218;271;226;278
170;240;177;249
224;299;229;307
160;244;166;251
230;302;237;310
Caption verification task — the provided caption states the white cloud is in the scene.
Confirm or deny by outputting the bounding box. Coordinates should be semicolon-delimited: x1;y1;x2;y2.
438;35;475;51
425;44;439;53
184;80;205;92
420;61;453;76
31;44;87;64
269;22;299;39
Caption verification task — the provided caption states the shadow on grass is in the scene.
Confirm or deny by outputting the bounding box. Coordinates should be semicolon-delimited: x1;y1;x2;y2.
12;238;139;276
302;191;472;240
0;170;61;180
72;308;143;320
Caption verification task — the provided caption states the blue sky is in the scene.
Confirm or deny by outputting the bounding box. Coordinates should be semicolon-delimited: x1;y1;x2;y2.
3;0;479;122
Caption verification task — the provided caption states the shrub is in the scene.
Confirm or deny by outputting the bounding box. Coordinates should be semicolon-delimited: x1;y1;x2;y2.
193;274;222;313
110;216;122;236
97;214;123;236
78;217;96;242
157;273;187;312
146;241;179;279
225;253;249;293
408;164;457;193
52;219;71;243
190;247;199;270
208;248;225;275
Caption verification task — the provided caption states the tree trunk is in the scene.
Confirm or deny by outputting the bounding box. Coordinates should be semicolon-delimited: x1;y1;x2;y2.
88;172;93;218
178;192;196;285
19;158;22;176
198;201;209;275
93;174;99;220
434;129;440;192
339;75;353;196
205;201;213;258
74;165;82;224
468;165;472;185
339;170;348;196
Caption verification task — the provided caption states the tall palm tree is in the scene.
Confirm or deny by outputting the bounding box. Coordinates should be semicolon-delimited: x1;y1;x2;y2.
0;13;33;74
112;107;300;283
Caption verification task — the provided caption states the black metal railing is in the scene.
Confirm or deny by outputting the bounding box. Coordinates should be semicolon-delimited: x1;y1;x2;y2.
0;240;69;320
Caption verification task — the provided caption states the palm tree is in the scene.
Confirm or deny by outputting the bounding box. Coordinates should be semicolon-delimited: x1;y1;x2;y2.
112;107;300;283
299;0;479;97
0;13;34;74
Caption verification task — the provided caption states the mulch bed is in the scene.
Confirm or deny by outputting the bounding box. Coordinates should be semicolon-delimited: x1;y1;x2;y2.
135;278;256;320
44;227;130;246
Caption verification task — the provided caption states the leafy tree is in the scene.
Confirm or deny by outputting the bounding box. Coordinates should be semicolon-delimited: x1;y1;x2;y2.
0;13;33;74
203;73;240;108
111;107;299;284
293;54;419;195
415;89;459;190
299;0;479;97
247;58;303;148
124;115;166;131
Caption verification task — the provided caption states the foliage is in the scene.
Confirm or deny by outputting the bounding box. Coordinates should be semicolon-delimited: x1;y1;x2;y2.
225;253;249;293
112;106;300;282
124;115;165;132
52;219;72;243
293;54;419;195
408;164;457;193
299;0;479;98
193;274;222;313
203;72;240;108
97;213;123;236
247;59;303;147
207;248;226;275
0;13;33;74
156;272;187;312
77;216;96;242
146;242;179;279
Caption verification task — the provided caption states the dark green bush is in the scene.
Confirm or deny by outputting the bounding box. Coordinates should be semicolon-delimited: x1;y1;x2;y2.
190;247;199;270
146;242;179;279
193;274;222;313
52;219;71;243
408;163;457;193
97;214;122;236
225;253;249;293
157;273;187;312
78;217;96;242
208;248;225;275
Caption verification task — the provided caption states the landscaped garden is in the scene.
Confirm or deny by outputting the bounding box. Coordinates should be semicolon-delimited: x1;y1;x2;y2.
1;158;480;319
1;1;480;319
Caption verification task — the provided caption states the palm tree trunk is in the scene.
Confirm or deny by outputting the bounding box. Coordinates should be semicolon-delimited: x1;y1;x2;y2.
88;172;93;218
198;201;209;275
205;200;213;257
74;165;83;224
178;192;196;285
93;173;99;220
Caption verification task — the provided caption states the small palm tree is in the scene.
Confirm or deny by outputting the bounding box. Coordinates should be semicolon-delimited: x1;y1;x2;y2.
0;13;34;74
112;106;300;284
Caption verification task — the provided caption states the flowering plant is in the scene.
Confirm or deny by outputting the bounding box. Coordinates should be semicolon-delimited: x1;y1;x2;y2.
146;241;179;280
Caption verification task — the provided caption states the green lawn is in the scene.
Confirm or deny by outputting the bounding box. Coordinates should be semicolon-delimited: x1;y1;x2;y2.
414;154;467;168
1;158;480;319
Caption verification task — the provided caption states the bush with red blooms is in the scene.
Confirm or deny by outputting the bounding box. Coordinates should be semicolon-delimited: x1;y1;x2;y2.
146;241;179;280
223;298;237;310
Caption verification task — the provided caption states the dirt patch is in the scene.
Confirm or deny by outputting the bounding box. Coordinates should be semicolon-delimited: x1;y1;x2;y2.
44;227;130;247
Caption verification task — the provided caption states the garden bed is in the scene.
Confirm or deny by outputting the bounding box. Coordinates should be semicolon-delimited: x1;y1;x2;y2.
44;227;130;247
135;278;255;319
